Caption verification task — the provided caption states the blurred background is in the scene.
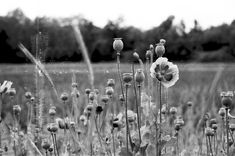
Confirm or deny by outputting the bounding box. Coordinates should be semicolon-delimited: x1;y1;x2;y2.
0;0;235;63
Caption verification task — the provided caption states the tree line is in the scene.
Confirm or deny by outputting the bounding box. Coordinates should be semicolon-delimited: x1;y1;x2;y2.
0;8;235;63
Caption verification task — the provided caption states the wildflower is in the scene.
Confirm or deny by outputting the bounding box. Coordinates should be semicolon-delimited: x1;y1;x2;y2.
57;118;65;129
0;81;13;94
119;94;125;102
105;87;114;96
25;91;32;99
111;113;123;129
42;140;50;150
170;107;177;115
85;88;91;95
221;91;233;108
127;110;137;123
84;104;93;117
48;146;53;153
96;105;103;114
71;82;78;88
145;50;151;59
49;107;56;116
89;92;95;101
212;124;218;131
187;101;193;107
31;97;35;102
79;115;87;126
150;57;179;88
205;127;214;136
133;52;140;60
7;88;16;96
107;79;115;87
134;69;145;84
113;38;123;52
13;105;21;114
122;73;133;85
60;92;69;101
101;95;109;103
230;124;235;132
50;123;58;133
155;39;166;57
219;107;226;117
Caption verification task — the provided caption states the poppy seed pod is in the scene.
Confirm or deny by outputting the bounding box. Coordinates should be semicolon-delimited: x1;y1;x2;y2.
123;73;133;84
155;43;165;57
48;146;53;152
60;92;69;101
113;38;123;52
230;124;235;132
218;107;226;117
94;89;99;95
146;50;151;59
107;79;115;87
134;69;145;84
222;96;233;108
49;107;56;116
96;105;103;114
133;52;140;60
25;91;32;99
50;123;58;133
174;124;181;131
101;95;109;103
89;92;95;101
42;141;50;150
205;127;214;136
170;107;177;115
85;88;91;95
187;101;193;107
8;88;16;97
212;124;217;131
58;119;65;129
13;105;21;114
31;97;35;102
71;82;78;88
105;87;114;96
119;94;125;102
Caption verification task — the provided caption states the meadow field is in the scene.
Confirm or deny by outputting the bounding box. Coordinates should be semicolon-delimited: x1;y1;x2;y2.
0;62;235;156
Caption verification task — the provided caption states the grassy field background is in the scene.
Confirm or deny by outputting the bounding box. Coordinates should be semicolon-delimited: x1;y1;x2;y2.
0;62;234;120
0;62;235;155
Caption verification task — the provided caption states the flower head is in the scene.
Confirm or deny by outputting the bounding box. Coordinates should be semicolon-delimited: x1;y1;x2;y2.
150;57;179;88
0;81;13;94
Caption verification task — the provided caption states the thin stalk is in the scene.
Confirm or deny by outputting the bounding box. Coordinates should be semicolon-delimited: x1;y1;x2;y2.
206;134;209;156
117;53;125;105
132;64;141;145
54;134;60;156
225;108;229;156
51;133;57;156
125;84;129;153
159;83;162;156
94;116;103;148
146;58;151;122
208;136;214;156
137;84;142;144
112;129;116;156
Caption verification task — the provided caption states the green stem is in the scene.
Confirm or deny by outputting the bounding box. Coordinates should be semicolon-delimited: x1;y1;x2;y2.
159;83;162;156
137;84;142;144
226;108;229;156
117;53;125;106
208;136;213;156
125;84;129;153
132;63;141;145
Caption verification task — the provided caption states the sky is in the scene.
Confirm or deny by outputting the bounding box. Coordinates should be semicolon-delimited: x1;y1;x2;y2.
0;0;234;30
